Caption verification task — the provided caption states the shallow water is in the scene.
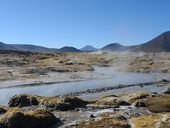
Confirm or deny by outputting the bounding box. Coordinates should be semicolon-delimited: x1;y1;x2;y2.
79;85;166;100
0;67;167;105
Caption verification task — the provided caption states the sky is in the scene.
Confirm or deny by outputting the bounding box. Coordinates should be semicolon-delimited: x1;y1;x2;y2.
0;0;170;49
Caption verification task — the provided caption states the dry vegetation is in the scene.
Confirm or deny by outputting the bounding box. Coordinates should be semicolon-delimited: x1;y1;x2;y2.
1;51;170;84
131;113;170;128
77;114;130;128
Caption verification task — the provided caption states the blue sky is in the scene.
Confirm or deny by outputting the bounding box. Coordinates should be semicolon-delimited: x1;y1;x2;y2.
0;0;170;48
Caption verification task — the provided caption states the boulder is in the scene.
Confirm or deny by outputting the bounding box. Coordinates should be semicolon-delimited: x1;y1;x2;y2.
1;111;28;128
41;101;74;111
41;97;88;111
146;96;170;113
62;97;88;108
8;94;39;108
26;109;60;127
128;91;150;103
95;96;130;107
8;94;88;111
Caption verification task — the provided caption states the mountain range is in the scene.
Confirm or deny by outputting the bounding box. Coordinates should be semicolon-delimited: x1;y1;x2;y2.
0;31;170;52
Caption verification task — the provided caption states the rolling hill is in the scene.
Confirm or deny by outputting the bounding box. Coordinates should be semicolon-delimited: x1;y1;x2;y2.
59;46;82;52
131;31;170;52
101;31;170;52
101;43;130;52
81;45;97;52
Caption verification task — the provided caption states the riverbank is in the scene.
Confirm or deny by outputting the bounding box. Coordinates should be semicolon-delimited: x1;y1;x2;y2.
0;70;110;88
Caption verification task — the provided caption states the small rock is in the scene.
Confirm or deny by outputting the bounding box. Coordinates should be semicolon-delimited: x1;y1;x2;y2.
164;87;170;94
161;79;169;83
0;107;7;115
66;60;77;65
75;108;80;111
132;100;147;107
116;115;127;120
89;114;95;118
113;108;120;111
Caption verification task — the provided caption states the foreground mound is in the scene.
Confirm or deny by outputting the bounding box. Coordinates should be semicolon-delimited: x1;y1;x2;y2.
0;106;60;128
8;94;89;111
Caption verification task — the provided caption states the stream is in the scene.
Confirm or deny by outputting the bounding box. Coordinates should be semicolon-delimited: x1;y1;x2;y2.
0;66;169;105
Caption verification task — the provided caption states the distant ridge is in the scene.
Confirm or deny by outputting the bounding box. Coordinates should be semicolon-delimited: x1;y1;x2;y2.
1;31;170;52
59;46;82;52
10;44;58;52
0;42;18;50
81;45;97;52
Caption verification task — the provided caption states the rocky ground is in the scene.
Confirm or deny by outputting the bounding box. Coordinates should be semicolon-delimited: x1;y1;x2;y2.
1;51;170;127
0;82;169;128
